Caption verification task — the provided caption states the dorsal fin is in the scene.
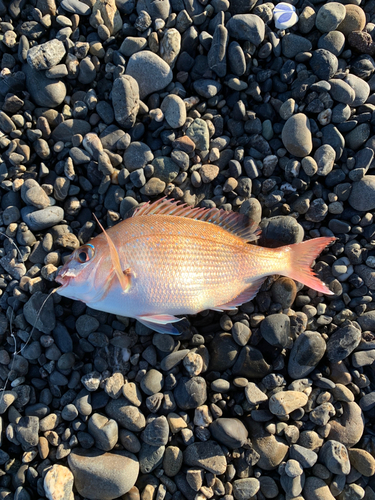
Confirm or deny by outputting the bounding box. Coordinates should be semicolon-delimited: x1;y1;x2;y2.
133;197;260;243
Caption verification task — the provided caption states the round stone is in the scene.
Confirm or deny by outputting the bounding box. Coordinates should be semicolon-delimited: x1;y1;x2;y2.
227;14;265;46
349;176;375;211
233;479;260;500
271;278;297;309
310;49;338;80
160;95;186;129
328;402;364;448
126;51;173;99
68;448;139;500
337;4;366;36
140;369;164;396
23;64;66;108
282;113;312;157
348;448;375;477
44;464;74;500
315;3;346;33
288;331;326;379
260;314;290;348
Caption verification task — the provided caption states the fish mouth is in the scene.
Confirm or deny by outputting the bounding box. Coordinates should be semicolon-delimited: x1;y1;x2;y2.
55;267;74;288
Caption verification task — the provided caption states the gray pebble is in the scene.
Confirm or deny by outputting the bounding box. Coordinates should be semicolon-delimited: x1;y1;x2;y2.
227;14;265;46
126;51;173;99
112;75;140;129
27;39;65;71
23;64;66;108
210;418;248;449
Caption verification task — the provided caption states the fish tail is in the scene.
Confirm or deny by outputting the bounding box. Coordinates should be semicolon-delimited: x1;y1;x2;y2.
283;237;336;295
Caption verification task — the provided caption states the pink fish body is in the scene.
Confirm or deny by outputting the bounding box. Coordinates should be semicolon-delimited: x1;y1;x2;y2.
56;198;335;334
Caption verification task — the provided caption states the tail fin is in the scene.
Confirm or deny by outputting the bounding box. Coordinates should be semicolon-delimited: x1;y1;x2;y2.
285;237;336;295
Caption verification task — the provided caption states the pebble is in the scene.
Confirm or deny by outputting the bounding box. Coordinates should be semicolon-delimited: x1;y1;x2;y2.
349;176;375;211
174;377;207;410
27;39;65;71
319;440;350;475
329;402;364;448
163;446;183;477
160;95;186;128
209;418;248;449
126;51;173;99
315;3;346;33
260;314;290;348
282;114;313;157
288;332;326;379
303;476;335;500
233;478;260;500
250;422;288;470
348;448;375;477
269;391;308;417
337;4;366;36
227;14;265;46
44;464;74;500
88;413;118;451
23;63;66;108
184;441;227;474
326;324;362;363
112;76;139;129
106;397;145;432
68;448;139;500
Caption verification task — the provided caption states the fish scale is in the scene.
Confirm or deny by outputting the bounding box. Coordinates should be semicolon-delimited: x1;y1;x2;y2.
114;216;248;312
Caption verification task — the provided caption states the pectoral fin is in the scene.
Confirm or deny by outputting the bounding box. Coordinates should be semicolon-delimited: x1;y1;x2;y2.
93;214;129;292
136;314;183;335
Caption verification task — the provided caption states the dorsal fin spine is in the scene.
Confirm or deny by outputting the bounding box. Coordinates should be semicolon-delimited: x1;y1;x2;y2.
132;197;260;243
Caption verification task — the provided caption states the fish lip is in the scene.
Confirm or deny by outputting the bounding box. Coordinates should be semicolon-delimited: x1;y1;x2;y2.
55;268;72;288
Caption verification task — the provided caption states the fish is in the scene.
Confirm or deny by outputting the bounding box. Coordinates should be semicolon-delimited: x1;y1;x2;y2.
56;197;335;335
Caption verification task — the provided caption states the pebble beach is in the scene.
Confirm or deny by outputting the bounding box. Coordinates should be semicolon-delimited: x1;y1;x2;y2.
1;0;375;498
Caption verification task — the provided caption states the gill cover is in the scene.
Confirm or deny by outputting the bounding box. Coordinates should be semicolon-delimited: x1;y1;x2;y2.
93;214;130;292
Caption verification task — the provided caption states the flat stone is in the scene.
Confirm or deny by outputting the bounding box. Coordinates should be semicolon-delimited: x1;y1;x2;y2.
326;324;362;363
269;391;308;417
233;479;260;500
21;206;64;231
23;64;66;108
68;448;139;500
52;119;91;142
184;441;227;474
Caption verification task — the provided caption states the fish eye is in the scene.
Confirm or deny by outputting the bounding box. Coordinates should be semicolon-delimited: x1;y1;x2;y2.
76;244;95;264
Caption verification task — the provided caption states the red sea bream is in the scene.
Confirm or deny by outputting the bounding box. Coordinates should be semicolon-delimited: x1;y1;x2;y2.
56;198;335;334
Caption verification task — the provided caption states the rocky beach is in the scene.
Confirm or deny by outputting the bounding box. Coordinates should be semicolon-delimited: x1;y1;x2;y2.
1;0;375;498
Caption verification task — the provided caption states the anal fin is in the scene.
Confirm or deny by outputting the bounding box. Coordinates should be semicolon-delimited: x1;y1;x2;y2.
136;314;183;335
211;278;266;311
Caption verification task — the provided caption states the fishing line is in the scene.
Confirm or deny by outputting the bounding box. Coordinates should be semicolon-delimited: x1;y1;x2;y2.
0;231;58;406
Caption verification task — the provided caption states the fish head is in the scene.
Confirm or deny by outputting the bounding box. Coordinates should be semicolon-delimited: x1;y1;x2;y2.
56;239;113;303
